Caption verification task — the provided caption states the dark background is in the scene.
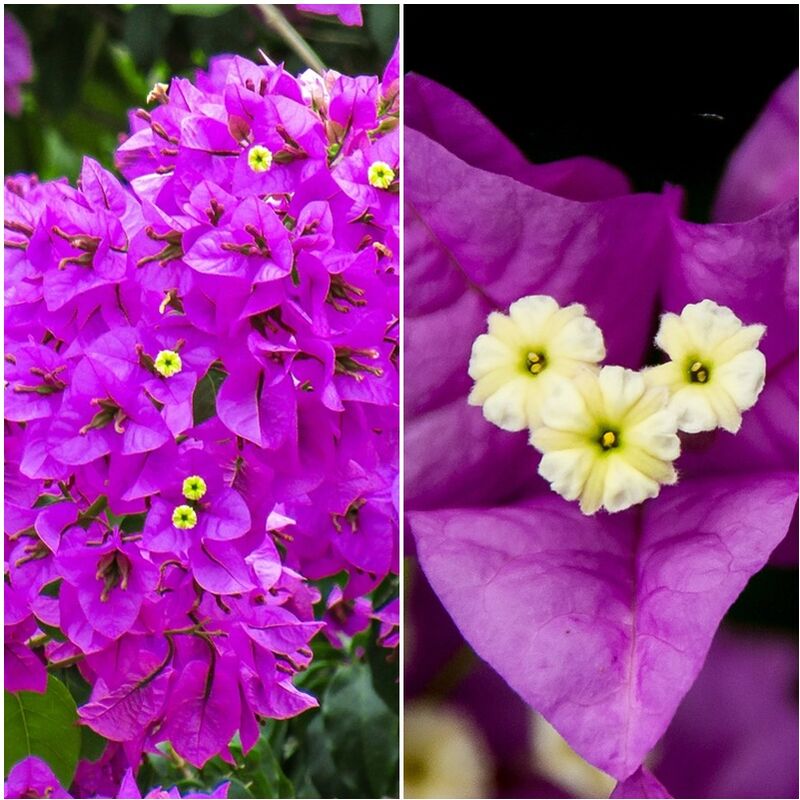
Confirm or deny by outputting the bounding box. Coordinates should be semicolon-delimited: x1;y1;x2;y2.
405;5;799;222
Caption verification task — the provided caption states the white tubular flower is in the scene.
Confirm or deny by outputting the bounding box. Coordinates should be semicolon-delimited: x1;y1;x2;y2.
247;144;273;173
404;702;493;799
368;161;395;189
530;713;615;799
531;366;680;515
468;295;606;431
646;300;766;434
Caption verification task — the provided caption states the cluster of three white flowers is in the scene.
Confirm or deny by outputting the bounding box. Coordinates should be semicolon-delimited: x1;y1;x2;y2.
468;296;766;514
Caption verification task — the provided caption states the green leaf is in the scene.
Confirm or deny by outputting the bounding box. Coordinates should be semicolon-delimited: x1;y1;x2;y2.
37;622;67;643
41;127;82;182
79;725;108;763
106;510;126;529
370;574;399;610
222;777;256;799
321;663;398;798
120;513;147;534
135;756;157;797
39;580;62;599
58;667;93;708
124;5;172;69
5;675;81;787
234;734;295;799
301;712;350;798
108;42;152;99
365;619;399;710
32;494;65;508
193;367;226;425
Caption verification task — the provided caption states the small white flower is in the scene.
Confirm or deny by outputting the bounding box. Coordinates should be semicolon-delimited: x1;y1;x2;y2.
531;366;680;515
404;702;493;799
247;144;273;173
368;161;395;189
154;349;182;378
468;295;606;431
530;712;615;799
646;300;766;433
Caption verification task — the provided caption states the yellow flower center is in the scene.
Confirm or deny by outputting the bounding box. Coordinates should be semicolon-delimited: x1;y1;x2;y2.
368;161;395;189
172;504;197;530
247;145;273;173
182;475;207;501
154;349;182;378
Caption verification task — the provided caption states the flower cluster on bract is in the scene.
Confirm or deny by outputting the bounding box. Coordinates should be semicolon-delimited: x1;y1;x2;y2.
405;71;797;793
4;49;399;778
469;294;767;514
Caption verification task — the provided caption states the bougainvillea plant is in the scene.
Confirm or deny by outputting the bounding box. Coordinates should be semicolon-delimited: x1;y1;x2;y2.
405;71;797;797
4;28;399;796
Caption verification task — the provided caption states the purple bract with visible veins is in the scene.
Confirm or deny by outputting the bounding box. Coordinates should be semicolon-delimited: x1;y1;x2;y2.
4;44;398;788
405;73;797;783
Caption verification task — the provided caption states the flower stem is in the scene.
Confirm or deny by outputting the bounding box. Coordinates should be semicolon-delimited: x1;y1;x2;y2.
47;653;85;670
256;4;326;73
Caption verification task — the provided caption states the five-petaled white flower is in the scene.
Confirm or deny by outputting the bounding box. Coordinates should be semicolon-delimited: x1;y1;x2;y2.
468;295;606;431
468;295;766;514
645;300;766;433
530;366;681;515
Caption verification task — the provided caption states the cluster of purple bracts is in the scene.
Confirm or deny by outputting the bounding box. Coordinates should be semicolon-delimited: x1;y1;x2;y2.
4;755;229;799
4;48;399;779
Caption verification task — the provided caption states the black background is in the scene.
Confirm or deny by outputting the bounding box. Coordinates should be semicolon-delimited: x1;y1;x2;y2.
405;5;799;221
405;4;799;632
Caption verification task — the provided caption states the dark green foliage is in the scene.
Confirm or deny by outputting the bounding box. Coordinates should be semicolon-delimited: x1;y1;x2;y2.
5;675;81;787
193;366;227;426
136;577;400;798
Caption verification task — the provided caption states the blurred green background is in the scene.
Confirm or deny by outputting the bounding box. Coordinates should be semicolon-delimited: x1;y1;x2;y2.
5;3;398;181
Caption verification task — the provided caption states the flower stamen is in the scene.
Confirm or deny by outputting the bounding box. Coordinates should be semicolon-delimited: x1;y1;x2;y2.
96;551;131;602
527;352;546;375
688;361;709;383
599;430;618;450
79;398;124;435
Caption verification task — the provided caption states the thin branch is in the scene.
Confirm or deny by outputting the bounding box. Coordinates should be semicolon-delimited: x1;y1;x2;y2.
47;653;86;670
256;4;326;73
